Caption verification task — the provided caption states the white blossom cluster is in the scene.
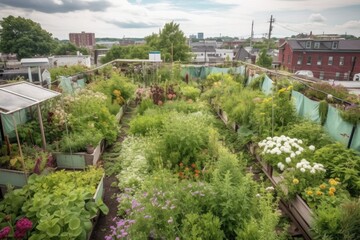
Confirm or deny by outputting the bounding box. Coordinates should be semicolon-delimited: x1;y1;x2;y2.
258;135;308;156
259;135;318;172
295;159;325;174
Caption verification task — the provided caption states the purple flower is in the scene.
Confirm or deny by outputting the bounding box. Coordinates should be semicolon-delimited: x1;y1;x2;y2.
0;226;11;239
131;199;140;209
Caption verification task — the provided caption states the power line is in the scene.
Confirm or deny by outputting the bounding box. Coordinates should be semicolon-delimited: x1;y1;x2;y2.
273;22;304;34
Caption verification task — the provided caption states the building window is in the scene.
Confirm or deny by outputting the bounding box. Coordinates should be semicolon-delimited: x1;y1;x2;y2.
307;56;312;65
335;72;340;80
344;72;349;80
328;56;333;65
306;41;311;48
287;55;290;64
339;57;344;66
297;56;302;65
314;42;320;49
351;56;355;63
332;41;338;49
317;56;322;65
319;71;324;80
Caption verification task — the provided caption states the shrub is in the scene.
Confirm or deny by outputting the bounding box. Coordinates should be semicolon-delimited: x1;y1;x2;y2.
305;82;348;103
180;85;201;101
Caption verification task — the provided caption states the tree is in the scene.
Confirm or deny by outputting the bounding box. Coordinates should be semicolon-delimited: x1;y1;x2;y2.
53;42;89;55
100;45;150;63
256;49;273;68
0;16;55;59
145;21;190;62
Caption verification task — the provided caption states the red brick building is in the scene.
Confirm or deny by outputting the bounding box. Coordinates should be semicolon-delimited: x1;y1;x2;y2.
279;39;360;80
69;31;95;48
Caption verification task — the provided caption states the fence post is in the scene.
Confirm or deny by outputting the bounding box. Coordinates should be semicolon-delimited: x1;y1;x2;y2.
347;124;357;149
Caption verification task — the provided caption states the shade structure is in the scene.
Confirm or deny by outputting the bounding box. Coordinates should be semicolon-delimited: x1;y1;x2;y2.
0;81;60;114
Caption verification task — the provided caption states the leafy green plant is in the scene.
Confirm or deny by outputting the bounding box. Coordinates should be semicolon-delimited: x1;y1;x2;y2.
319;100;329;125
314;143;360;197
180;85;201;101
248;74;265;90
57;130;102;152
305;82;349;103
0;168;107;239
181;213;225;239
340;104;360;125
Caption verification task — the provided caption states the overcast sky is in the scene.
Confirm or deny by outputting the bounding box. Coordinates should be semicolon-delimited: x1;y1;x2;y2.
0;0;359;40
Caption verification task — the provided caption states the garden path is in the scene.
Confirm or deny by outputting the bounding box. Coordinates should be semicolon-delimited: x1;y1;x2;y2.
90;102;137;240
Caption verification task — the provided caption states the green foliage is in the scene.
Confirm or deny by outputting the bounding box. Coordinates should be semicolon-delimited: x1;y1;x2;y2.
314;143;360;196
319;100;329;125
100;45;151;63
129;112;166;135
252;87;298;137
0;168;106;239
137;98;156;115
286;120;333;149
313;199;360;240
340;105;360;125
145;21;191;62
0;16;55;59
305;82;349;103
181;213;225;239
256;49;272;68
49;65;88;82
248;74;265;90
53;42;89;55
180;85;201;101
58;130;102;152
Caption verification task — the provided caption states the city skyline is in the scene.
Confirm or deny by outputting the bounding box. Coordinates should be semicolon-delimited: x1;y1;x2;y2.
0;0;359;40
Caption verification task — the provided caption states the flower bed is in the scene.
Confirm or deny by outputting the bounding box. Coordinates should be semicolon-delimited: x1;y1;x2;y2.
0;167;108;239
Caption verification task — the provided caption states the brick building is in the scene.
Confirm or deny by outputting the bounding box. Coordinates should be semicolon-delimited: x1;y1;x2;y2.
69;31;96;48
279;39;360;80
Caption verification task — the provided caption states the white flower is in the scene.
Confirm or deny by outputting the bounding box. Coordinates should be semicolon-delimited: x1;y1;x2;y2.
298;139;303;144
310;169;316;174
290;152;296;158
266;186;275;192
266;137;272;140
296;162;302;169
277;162;285;171
300;168;306;173
256;193;261;198
285;157;291;164
309;145;315;151
295;151;301;155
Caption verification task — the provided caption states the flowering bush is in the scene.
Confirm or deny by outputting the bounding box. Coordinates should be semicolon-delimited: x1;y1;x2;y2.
0;217;33;239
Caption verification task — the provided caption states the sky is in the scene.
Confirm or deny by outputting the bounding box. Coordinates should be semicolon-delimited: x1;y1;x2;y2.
0;0;359;40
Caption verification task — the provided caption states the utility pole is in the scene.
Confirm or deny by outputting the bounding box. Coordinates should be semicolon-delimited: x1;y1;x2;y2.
250;20;254;48
268;15;275;49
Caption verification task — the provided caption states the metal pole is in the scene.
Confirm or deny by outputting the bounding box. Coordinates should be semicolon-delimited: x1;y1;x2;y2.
38;67;42;85
11;114;26;171
37;104;47;150
28;67;33;82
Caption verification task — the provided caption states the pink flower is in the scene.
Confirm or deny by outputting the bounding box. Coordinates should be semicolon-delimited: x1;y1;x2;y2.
0;226;11;239
16;217;33;231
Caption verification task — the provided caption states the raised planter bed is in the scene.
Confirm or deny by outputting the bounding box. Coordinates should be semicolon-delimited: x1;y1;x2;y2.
0;168;29;187
288;195;313;240
54;140;105;169
87;173;105;239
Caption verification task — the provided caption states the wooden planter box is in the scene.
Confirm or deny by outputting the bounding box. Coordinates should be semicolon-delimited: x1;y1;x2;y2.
54;140;105;169
87;174;105;239
288;195;313;240
0;168;29;187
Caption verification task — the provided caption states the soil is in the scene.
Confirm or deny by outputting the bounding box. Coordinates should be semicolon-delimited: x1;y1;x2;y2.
90;103;136;240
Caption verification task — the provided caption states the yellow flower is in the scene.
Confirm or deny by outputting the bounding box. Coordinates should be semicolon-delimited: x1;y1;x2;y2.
328;191;335;196
319;184;326;190
292;178;299;185
329;178;338;186
329;187;336;193
316;191;323;196
286;85;293;91
306;190;313;196
278;88;287;93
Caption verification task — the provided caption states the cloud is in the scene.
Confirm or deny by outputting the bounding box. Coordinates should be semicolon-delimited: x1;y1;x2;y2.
308;13;326;23
0;0;112;13
106;20;159;29
336;20;360;29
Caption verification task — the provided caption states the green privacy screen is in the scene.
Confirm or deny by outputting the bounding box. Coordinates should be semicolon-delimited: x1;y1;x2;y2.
291;91;321;123
324;105;353;146
261;75;273;95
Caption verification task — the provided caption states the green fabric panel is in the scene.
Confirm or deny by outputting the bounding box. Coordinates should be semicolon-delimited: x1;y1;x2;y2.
291;91;304;116
324;105;353;146
77;79;86;88
302;95;321;123
261;75;273;95
210;67;230;74
59;76;74;94
1;109;28;138
350;124;360;152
